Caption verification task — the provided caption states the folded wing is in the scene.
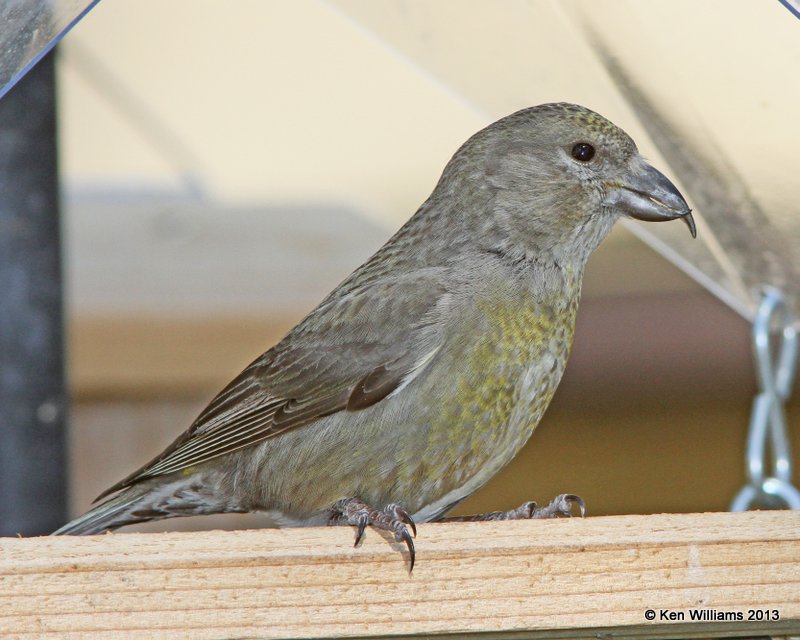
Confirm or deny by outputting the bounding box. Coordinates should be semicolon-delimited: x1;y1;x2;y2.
96;270;451;500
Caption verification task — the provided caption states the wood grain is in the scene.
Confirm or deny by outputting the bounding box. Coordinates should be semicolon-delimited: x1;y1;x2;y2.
1;511;798;639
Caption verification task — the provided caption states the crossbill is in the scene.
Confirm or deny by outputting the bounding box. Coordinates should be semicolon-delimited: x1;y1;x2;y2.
54;103;695;568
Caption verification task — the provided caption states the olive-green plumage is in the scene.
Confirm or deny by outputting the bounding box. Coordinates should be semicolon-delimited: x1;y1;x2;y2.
54;103;693;536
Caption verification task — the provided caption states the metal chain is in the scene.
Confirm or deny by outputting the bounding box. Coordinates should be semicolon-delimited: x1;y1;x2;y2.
731;287;800;510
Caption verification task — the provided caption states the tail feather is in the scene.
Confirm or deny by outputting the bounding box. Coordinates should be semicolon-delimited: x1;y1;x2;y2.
52;487;152;535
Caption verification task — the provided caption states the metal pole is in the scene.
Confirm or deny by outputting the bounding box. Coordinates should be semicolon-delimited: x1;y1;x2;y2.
0;51;67;536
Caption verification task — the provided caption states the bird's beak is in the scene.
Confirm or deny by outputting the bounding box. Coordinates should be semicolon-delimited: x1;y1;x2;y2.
603;161;696;238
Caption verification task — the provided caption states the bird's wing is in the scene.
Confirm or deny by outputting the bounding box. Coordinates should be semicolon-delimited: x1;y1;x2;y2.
97;269;452;499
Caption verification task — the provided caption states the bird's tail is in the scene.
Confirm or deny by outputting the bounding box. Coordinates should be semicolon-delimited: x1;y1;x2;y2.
52;486;154;535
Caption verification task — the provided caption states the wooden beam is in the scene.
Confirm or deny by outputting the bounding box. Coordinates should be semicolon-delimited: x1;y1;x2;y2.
1;511;798;639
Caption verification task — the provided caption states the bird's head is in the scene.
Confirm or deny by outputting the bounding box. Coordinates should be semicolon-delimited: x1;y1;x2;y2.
443;103;695;265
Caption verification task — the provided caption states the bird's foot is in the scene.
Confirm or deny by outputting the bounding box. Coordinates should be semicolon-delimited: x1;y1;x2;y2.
439;493;585;522
327;497;417;570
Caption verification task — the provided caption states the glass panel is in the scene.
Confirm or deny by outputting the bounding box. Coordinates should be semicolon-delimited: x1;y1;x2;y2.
0;0;100;100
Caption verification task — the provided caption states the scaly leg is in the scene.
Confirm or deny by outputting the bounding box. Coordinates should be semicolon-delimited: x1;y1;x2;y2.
328;497;417;570
438;493;585;522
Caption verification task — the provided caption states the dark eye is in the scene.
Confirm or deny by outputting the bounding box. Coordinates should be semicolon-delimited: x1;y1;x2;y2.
571;142;595;162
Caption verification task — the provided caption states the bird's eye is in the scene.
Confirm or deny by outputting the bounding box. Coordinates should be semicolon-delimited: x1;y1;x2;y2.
571;142;595;162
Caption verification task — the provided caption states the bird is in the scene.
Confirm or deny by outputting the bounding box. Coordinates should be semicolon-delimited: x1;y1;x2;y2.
54;103;695;569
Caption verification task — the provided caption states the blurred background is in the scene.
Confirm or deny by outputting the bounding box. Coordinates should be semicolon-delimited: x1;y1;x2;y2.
3;0;800;533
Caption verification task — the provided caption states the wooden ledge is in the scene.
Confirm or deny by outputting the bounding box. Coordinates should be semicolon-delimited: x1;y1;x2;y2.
1;511;799;639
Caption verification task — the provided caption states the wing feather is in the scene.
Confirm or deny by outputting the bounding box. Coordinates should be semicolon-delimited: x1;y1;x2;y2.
95;270;451;501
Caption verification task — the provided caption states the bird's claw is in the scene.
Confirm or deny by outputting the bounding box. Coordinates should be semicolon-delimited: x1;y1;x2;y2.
387;503;417;537
328;497;417;570
438;493;586;522
395;525;416;572
354;513;369;546
507;494;585;519
530;493;585;519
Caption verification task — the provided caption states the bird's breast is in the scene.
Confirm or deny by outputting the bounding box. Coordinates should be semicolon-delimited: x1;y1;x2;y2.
411;284;579;511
